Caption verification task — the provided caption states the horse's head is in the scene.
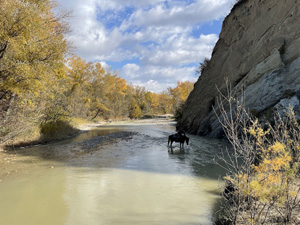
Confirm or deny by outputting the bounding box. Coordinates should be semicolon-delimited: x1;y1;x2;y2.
185;137;189;145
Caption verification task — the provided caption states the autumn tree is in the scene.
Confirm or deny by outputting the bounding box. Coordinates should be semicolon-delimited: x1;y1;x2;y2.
130;86;146;112
129;98;141;119
144;91;156;115
88;62;110;119
101;73;128;118
0;0;68;96
65;57;131;120
65;55;92;118
157;91;172;114
168;81;194;117
0;0;69;143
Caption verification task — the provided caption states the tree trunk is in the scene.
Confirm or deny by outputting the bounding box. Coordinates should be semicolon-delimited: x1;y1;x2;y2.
92;109;100;120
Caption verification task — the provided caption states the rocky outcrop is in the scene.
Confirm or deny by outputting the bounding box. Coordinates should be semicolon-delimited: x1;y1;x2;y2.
177;0;300;137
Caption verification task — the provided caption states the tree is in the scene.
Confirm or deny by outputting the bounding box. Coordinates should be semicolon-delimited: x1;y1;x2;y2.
157;91;172;114
66;55;91;89
65;55;92;118
168;81;194;116
129;98;141;119
0;0;69;143
88;62;109;119
0;0;68;96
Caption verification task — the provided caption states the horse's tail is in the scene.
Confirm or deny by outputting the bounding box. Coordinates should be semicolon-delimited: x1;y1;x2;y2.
168;136;170;146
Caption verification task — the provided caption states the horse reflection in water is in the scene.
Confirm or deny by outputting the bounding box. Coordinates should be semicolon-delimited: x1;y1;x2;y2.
168;133;189;149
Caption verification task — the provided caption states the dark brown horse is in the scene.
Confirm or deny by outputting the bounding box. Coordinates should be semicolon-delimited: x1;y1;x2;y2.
168;134;189;148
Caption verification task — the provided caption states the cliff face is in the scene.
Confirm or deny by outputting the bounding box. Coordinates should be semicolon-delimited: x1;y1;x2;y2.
177;0;300;137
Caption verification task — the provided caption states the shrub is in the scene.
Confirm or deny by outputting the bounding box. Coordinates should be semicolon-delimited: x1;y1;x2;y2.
215;82;300;224
40;119;78;142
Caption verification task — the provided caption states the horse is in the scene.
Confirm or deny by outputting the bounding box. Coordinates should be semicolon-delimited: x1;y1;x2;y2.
168;134;189;148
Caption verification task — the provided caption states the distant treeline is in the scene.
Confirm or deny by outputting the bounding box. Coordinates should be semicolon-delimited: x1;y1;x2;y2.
0;0;194;144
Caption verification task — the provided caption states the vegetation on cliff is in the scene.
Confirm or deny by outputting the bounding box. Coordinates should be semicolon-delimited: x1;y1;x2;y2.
215;86;300;224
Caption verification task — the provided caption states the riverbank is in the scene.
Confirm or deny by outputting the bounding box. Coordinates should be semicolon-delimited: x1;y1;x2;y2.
1;115;175;149
0;116;176;167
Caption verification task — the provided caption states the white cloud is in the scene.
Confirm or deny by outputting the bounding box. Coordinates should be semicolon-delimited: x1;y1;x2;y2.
93;0;166;11
120;64;197;92
126;0;236;28
133;80;162;93
121;63;141;79
57;0;236;92
140;34;218;67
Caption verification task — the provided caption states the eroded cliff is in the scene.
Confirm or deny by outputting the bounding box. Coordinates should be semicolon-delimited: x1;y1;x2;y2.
177;0;300;137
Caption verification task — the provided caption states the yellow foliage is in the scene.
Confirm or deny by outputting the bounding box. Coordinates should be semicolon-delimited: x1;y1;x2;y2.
228;118;299;207
0;0;67;94
270;141;285;153
95;100;110;112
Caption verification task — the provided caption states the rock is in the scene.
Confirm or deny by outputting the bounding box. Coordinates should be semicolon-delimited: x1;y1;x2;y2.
177;0;300;137
274;96;300;119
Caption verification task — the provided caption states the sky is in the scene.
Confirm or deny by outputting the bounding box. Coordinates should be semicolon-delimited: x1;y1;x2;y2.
57;0;237;92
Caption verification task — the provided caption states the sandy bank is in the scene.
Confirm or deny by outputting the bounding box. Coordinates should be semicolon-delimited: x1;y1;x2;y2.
76;116;175;131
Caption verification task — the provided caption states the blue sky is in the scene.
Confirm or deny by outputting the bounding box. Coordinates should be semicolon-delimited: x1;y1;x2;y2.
57;0;237;92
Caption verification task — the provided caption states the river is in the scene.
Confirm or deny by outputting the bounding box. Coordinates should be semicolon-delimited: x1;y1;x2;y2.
0;119;228;225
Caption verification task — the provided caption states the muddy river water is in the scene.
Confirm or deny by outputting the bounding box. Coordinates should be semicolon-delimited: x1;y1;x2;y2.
0;120;228;225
